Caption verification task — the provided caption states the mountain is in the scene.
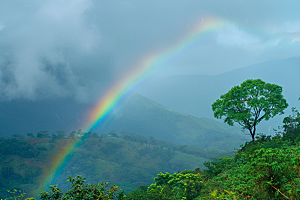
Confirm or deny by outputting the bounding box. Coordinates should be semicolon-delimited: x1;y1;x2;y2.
0;93;247;150
96;94;247;150
138;57;300;134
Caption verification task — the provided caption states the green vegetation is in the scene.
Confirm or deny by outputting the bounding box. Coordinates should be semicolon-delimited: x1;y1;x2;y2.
3;117;300;199
2;80;300;199
6;125;300;199
121;106;300;199
212;79;288;141
0;130;229;199
0;93;247;151
99;93;248;150
39;175;120;200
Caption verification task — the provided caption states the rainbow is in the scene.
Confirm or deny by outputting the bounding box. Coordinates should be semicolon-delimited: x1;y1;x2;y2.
86;16;225;130
36;16;226;195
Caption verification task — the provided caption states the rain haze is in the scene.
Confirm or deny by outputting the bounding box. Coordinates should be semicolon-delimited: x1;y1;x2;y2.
0;0;299;102
0;1;300;198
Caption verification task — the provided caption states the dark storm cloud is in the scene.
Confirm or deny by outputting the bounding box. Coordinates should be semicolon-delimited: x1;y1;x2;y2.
0;0;299;101
0;0;100;102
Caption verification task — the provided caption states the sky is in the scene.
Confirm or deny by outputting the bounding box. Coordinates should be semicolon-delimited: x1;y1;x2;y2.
0;0;299;102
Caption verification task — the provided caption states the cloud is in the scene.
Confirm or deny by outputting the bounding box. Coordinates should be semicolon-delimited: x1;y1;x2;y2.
0;0;100;102
278;21;300;33
215;21;300;59
262;21;300;45
216;24;260;48
0;0;299;100
276;22;300;43
291;34;300;42
259;37;300;61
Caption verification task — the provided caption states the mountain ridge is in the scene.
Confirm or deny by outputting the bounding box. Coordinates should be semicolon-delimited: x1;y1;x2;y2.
138;57;300;134
0;93;247;150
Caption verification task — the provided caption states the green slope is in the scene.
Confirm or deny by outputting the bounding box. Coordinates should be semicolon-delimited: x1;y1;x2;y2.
0;134;230;198
0;92;247;150
97;93;248;150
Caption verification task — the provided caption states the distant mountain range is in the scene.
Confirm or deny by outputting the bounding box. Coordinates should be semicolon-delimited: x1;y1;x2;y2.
0;93;247;150
138;57;300;134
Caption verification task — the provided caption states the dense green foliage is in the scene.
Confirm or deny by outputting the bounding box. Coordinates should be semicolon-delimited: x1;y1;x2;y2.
39;175;120;200
119;112;300;199
120;104;300;199
0;138;46;158
0;131;230;199
199;107;300;199
212;79;288;141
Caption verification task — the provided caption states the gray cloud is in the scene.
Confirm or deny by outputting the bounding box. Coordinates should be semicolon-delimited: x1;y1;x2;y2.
280;21;300;33
0;0;100;102
0;0;299;101
216;23;260;48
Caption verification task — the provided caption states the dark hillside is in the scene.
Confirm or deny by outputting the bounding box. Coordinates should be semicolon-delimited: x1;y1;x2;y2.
0;93;247;150
97;94;247;150
0;134;230;198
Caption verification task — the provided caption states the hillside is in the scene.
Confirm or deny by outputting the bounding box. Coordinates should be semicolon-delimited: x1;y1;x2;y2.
97;94;247;150
0;93;247;150
0;134;231;198
138;57;300;134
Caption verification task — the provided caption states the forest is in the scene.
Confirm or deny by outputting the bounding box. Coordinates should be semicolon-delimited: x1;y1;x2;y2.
1;79;300;199
0;130;231;199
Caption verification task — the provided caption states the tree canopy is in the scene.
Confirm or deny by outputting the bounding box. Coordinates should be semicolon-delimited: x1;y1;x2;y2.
212;79;288;141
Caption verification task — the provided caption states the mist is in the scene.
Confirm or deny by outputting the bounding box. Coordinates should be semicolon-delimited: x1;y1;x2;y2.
0;0;299;103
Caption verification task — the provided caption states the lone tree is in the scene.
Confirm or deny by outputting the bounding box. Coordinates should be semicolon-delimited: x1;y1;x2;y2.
212;79;288;141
